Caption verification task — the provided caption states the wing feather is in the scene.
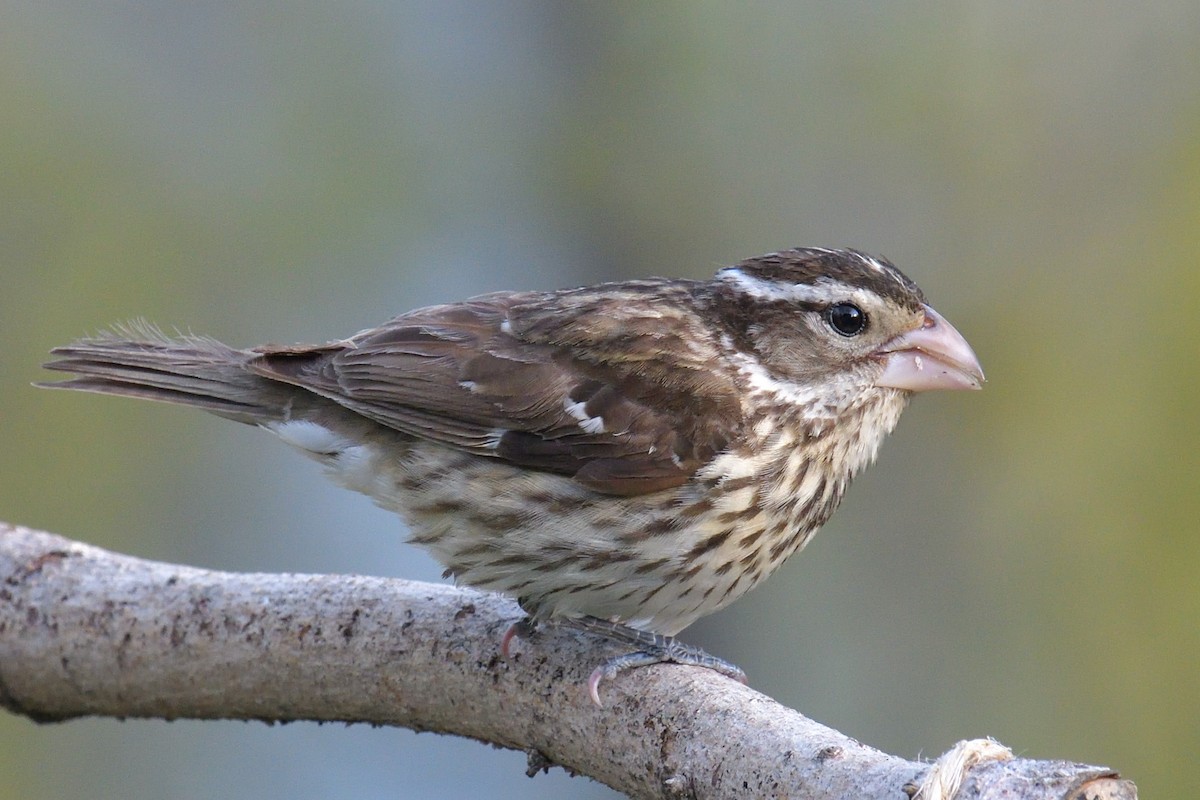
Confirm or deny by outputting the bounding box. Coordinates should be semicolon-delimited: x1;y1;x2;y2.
247;283;743;495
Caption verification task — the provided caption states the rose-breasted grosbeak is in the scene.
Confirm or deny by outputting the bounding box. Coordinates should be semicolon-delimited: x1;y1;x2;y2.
42;247;983;704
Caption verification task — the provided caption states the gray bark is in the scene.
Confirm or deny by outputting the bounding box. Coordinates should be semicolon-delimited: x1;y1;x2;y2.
0;523;1135;800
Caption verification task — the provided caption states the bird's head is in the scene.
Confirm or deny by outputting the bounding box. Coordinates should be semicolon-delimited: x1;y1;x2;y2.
709;247;984;411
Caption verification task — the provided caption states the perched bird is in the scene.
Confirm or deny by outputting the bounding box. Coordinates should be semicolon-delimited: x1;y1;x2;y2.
41;247;983;704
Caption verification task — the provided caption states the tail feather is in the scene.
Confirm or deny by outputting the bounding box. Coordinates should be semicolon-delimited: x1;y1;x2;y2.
40;325;288;422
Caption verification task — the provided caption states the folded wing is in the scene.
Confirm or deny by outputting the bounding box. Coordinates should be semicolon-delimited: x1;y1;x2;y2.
249;283;743;495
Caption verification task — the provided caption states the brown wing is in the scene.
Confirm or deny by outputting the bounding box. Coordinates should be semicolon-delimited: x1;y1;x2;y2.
247;281;744;495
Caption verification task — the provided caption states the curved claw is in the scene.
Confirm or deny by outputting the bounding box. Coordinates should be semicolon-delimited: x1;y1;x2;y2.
586;646;748;707
587;666;608;707
500;617;537;660
500;624;519;660
524;617;747;706
587;651;652;707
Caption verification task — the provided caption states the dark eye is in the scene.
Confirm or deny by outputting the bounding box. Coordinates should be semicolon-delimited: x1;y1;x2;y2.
827;303;867;336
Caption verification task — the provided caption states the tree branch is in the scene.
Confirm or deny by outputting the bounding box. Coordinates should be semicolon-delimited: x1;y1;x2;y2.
0;522;1134;800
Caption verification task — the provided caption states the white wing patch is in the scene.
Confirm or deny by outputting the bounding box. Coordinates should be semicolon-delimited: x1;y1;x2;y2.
563;397;605;434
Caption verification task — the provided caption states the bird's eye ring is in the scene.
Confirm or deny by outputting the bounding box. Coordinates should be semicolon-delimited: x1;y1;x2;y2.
826;303;867;336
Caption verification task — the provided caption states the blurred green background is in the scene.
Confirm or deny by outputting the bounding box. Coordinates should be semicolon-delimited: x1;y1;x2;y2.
2;3;1197;798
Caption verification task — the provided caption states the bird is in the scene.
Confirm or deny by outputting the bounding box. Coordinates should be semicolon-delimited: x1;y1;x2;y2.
41;247;983;705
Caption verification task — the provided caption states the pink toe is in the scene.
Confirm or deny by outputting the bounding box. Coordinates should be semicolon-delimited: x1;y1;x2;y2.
500;623;519;660
587;669;605;707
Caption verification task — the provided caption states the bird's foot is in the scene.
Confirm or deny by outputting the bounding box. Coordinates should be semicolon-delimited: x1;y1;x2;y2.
499;615;746;706
563;616;747;706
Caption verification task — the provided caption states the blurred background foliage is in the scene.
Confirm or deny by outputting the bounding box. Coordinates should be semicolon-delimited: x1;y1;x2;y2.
2;3;1197;798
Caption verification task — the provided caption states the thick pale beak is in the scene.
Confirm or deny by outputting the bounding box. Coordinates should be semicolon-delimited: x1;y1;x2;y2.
876;304;984;392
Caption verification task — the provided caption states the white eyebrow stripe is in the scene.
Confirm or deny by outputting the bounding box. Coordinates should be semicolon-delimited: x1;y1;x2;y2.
718;268;858;305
